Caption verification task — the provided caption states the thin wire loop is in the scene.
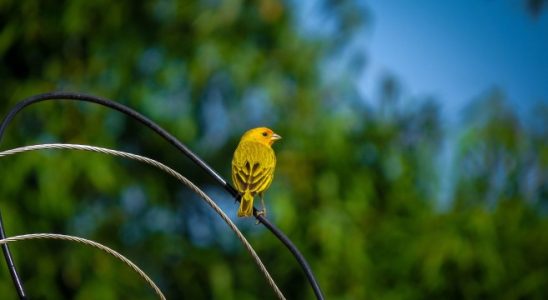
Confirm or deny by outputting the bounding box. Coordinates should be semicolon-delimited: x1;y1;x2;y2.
0;143;286;300
0;233;166;300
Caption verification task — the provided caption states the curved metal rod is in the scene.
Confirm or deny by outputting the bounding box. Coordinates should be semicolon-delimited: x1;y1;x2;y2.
0;212;26;299
0;92;324;300
0;143;286;299
0;233;166;300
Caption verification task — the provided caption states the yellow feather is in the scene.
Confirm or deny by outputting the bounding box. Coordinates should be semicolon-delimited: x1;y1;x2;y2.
232;127;281;217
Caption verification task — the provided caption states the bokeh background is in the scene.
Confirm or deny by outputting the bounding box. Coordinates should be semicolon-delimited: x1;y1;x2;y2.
1;0;547;299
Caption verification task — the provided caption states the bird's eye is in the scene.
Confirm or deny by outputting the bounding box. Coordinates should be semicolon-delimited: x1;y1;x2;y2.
262;132;268;137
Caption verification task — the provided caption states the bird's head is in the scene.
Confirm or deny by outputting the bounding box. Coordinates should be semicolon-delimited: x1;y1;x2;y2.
241;127;282;146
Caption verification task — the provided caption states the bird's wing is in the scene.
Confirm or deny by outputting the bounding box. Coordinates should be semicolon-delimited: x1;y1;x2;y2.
232;142;276;194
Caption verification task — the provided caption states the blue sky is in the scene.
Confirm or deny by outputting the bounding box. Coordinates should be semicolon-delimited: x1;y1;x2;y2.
362;0;548;124
315;1;548;205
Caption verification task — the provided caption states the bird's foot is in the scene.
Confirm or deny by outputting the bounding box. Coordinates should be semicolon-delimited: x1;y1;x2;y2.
255;209;267;224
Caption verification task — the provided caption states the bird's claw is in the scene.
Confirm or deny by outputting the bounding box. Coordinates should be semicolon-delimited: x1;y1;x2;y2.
255;209;266;224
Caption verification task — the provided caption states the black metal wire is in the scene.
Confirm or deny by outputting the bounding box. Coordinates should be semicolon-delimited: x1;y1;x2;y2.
0;212;27;299
0;92;325;300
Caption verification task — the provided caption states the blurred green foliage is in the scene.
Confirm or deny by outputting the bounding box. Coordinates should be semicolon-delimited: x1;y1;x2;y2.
0;0;547;299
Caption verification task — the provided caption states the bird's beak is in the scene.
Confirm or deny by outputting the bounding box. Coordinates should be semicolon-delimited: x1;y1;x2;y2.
271;133;282;141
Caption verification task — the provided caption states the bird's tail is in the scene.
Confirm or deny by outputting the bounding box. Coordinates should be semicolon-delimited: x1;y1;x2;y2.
237;191;254;217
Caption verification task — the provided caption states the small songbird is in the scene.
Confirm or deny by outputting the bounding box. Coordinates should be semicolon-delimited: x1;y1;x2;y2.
232;127;281;217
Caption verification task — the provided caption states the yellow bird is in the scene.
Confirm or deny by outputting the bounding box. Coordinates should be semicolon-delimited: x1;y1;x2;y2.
232;127;282;217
